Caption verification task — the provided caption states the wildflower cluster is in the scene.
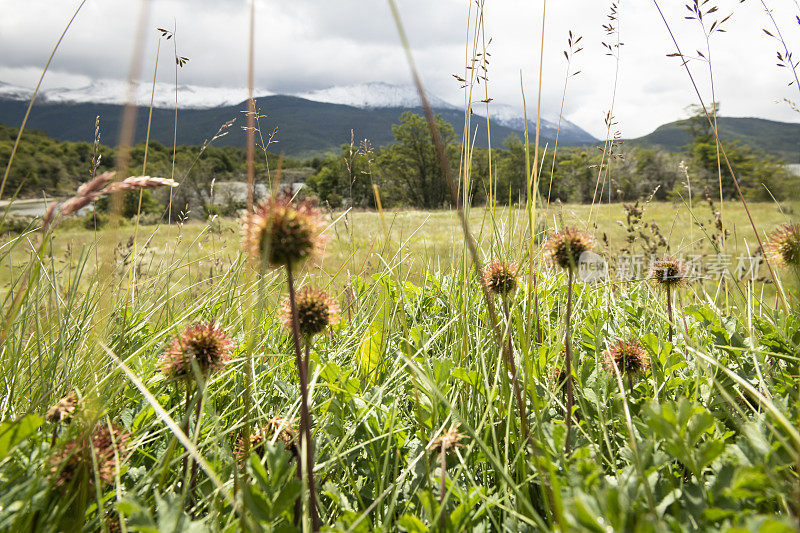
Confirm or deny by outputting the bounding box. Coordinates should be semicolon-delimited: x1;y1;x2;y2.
242;194;327;268
765;223;800;268
482;261;518;295
50;424;128;488
160;322;234;379
545;227;594;270
649;257;688;289
46;392;78;424
603;339;649;376
281;288;340;338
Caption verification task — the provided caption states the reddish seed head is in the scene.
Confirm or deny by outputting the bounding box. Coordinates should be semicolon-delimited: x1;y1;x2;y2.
603;339;649;376
281;287;340;338
482;261;518;295
649;257;688;290
545;227;594;270
160;321;234;380
764;223;800;268
430;425;467;452
241;193;327;268
50;424;128;488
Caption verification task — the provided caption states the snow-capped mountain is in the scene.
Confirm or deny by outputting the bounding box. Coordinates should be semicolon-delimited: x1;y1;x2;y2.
0;78;596;145
296;82;457;110
0;79;261;109
471;102;594;143
0;82;33;101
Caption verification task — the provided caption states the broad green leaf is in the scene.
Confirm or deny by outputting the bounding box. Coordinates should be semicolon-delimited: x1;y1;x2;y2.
0;415;42;461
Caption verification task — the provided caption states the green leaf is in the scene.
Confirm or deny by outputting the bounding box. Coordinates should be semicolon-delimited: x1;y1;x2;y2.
397;514;429;532
0;415;42;461
272;479;301;516
356;324;384;380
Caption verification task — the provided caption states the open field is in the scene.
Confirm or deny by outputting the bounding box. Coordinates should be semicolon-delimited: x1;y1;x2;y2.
2;0;800;529
4;201;796;305
1;193;799;531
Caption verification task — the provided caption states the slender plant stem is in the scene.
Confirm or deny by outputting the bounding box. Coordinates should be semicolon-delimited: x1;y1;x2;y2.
286;264;320;531
439;445;447;532
651;0;788;313
667;286;674;344
564;269;574;456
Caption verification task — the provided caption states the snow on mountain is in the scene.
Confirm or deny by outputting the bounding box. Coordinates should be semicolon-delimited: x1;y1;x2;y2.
0;78;595;141
472;102;594;142
296;82;457;110
43;79;260;108
0;79;264;109
0;82;33;101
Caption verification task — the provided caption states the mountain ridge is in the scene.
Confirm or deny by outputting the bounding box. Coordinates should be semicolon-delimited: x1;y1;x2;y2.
629;116;800;163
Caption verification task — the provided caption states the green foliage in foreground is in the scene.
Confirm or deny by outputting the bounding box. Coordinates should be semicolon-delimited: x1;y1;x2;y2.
0;219;798;532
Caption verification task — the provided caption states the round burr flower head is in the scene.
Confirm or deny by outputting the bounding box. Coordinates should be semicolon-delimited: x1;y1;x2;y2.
482;261;518;295
236;416;298;458
46;392;78;424
160;321;234;380
764;223;800;268
545;227;594;270
603;339;649;376
281;287;340;338
241;193;327;268
50;424;129;488
649;257;688;290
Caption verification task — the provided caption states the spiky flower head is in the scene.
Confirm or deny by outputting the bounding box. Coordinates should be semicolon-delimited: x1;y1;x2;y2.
160;321;234;380
482;261;518;295
281;287;340;338
50;424;128;488
241;193;327;268
46;392;78;424
603;339;649;376
649;257;688;290
236;416;298;458
430;425;467;452
764;223;800;268
545;227;594;271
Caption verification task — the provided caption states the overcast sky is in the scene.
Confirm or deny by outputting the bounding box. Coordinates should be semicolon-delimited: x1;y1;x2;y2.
0;0;798;138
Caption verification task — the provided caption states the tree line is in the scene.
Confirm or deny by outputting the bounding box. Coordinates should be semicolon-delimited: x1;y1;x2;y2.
0;110;793;221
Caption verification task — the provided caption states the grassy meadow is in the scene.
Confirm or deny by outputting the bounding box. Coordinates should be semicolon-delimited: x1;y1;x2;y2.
1;193;799;532
2;0;800;531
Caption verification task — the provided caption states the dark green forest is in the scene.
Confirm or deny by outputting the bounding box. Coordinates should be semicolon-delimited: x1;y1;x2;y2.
1;110;794;219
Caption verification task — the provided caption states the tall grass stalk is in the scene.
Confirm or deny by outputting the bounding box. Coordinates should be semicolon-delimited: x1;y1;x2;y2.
651;0;788;312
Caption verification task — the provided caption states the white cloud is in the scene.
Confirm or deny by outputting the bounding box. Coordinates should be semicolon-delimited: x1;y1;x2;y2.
0;0;798;138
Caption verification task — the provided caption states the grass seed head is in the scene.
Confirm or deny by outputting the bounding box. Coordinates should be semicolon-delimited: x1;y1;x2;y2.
160;321;234;380
482;261;518;295
764;223;800;268
281;287;340;338
649;257;688;290
545;227;594;270
50;424;128;488
242;193;327;269
46;392;78;424
430;425;467;452
603;339;649;376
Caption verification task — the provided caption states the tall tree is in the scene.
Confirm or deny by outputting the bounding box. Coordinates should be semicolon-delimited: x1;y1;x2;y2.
377;112;457;208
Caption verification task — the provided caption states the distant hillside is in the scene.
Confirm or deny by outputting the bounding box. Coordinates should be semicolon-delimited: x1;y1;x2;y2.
629;117;800;162
0;95;593;159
